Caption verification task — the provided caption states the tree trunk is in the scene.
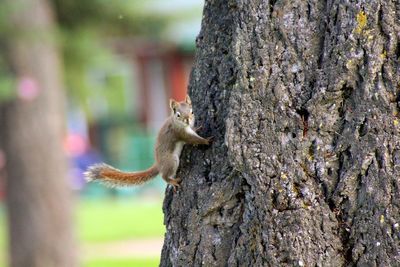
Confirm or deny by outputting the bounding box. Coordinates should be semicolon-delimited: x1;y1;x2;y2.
0;0;77;266
161;0;400;266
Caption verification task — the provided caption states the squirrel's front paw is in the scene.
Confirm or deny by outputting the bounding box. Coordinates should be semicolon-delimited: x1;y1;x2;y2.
205;136;213;145
194;126;202;132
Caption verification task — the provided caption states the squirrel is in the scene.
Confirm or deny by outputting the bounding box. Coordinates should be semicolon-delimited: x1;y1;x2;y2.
84;95;211;191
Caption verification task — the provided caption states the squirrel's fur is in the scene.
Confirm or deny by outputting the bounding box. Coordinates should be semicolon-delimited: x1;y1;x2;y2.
84;163;158;187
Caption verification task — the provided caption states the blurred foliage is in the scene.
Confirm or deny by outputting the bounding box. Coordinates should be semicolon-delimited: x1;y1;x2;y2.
0;2;16;104
52;0;167;36
54;0;170;120
60;27;129;121
54;0;201;121
0;0;200;119
0;73;15;102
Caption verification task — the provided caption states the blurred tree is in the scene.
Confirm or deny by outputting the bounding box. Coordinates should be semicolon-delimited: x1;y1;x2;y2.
0;0;77;266
161;0;400;266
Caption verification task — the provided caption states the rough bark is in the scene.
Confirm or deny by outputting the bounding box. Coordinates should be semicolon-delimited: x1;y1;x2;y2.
161;0;400;266
0;0;77;266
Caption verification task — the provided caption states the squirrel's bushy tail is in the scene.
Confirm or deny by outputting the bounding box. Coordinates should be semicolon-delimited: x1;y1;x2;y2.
84;163;159;187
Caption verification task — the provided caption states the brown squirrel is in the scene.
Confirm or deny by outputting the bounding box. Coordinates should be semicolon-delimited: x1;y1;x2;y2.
84;95;211;190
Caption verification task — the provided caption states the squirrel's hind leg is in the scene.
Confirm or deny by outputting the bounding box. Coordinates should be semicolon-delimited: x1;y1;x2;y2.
163;175;181;192
159;157;181;191
161;172;181;192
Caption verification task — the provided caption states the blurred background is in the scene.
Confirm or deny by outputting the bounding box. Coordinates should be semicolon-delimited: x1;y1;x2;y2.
0;0;203;266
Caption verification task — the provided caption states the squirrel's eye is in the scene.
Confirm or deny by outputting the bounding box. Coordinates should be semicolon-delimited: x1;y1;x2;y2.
176;112;181;118
190;109;193;114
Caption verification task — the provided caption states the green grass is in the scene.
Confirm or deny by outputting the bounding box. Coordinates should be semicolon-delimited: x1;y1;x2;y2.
0;198;165;267
84;257;159;267
0;206;7;267
78;198;165;243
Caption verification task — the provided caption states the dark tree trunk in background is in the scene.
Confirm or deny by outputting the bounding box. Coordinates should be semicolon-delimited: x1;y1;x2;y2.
0;0;76;266
161;0;400;266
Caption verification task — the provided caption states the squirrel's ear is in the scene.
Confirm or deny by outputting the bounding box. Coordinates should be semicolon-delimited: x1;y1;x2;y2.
169;99;178;111
185;95;192;105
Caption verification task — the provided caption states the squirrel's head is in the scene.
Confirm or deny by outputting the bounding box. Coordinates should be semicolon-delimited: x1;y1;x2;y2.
170;95;194;128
